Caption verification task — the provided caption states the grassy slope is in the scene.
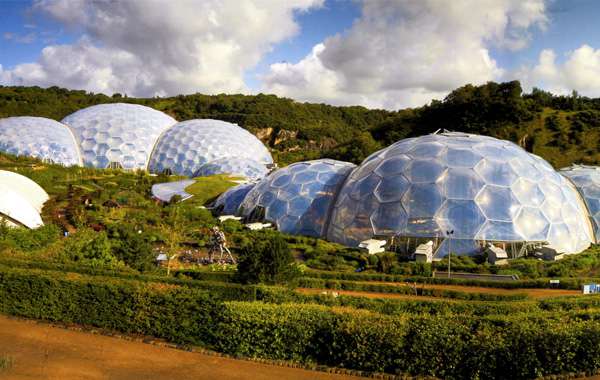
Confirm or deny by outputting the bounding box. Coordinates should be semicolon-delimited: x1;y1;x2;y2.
185;175;241;205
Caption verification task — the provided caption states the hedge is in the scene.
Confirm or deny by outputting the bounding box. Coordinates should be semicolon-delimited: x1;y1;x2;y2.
4;264;600;378
303;270;588;290
297;277;529;301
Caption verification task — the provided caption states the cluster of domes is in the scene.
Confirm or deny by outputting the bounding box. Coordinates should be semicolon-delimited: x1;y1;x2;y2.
0;170;48;229
0;103;273;180
217;132;598;257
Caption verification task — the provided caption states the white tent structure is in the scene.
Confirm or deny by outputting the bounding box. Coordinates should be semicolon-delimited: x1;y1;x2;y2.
0;170;49;212
0;171;48;229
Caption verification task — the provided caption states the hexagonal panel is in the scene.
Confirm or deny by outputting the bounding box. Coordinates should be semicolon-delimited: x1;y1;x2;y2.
475;185;521;222
373;174;409;203
514;207;550;241
441;168;485;200
402;183;443;219
474;158;518;187
511;178;545;207
405;160;446;183
436;200;486;239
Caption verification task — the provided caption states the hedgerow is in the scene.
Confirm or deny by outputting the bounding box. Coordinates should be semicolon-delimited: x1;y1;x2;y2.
3;264;600;378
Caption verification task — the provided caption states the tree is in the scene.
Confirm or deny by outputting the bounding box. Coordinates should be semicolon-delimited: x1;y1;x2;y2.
106;223;155;272
235;231;298;284
159;209;186;276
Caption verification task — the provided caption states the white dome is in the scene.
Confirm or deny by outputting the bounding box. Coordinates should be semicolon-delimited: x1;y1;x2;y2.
62;103;176;170
327;132;593;256
0;171;47;229
0;116;82;166
148;119;272;177
0;170;49;212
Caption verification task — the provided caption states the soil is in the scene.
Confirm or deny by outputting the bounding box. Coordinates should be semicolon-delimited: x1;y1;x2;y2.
299;282;581;301
297;288;445;301
0;315;361;380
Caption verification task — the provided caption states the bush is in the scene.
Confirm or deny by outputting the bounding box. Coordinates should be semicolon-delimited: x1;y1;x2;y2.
235;231;299;285
61;228;118;267
0;223;61;252
106;223;155;271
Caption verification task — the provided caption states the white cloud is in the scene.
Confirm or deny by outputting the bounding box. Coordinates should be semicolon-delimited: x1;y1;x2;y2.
517;45;600;97
262;0;547;109
1;0;322;97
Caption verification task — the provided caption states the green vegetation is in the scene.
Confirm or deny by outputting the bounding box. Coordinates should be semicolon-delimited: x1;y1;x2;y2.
4;263;600;379
0;355;12;371
184;174;240;205
234;231;300;285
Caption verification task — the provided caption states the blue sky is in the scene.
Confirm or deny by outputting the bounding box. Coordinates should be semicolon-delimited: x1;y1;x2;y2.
1;0;600;109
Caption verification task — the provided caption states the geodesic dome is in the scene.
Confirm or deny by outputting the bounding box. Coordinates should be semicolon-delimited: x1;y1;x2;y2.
194;157;268;180
239;159;355;238
148;119;272;177
326;132;593;256
560;165;600;241
62;103;176;170
0;117;82;166
214;183;255;215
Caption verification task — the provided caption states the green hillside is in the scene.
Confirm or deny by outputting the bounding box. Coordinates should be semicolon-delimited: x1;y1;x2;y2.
2;81;600;167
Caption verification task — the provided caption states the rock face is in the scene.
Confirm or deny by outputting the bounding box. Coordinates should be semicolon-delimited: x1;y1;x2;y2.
274;129;298;146
254;127;274;144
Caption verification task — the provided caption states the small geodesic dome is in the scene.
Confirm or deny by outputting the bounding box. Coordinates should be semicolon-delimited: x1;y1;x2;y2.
62;103;176;170
0;116;82;166
326;132;593;257
560;164;600;241
148;119;272;177
194;157;268;180
239;159;355;238
214;183;255;215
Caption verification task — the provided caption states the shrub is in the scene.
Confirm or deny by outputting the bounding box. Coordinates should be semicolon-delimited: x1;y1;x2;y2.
61;228;119;267
106;223;155;271
235;231;299;285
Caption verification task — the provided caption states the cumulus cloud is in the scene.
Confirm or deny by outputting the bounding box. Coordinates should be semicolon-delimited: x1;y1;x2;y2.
1;0;322;96
262;0;547;109
516;45;600;97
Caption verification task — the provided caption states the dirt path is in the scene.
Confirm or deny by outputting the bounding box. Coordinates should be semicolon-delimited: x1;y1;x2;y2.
357;281;581;299
297;288;446;301
0;315;361;380
299;282;581;301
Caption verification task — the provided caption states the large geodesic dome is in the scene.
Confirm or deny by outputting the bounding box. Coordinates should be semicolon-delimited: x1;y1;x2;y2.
560;165;600;241
240;159;355;238
148;119;272;177
194;157;268;180
214;183;255;215
0;117;82;166
62;103;176;170
326;132;593;257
